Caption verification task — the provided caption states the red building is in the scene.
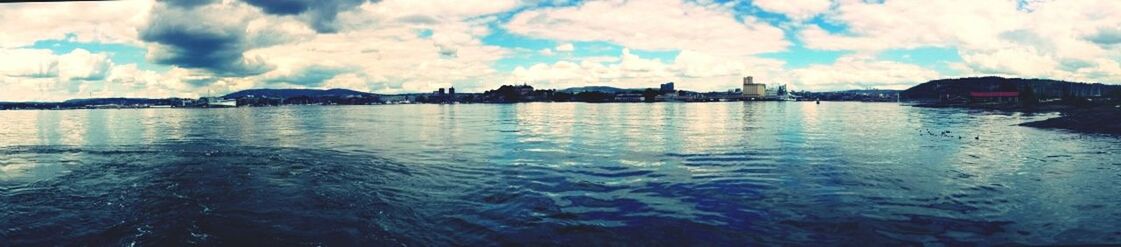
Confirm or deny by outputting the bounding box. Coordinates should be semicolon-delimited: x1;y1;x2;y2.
969;91;1020;103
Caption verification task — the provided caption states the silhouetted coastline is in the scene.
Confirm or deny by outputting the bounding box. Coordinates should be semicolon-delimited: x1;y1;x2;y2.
900;76;1121;134
0;84;901;110
1021;106;1121;135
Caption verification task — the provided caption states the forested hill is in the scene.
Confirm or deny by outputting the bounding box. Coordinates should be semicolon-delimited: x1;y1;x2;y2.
900;76;1120;101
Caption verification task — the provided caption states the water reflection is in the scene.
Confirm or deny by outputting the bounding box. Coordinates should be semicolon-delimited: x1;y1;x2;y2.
0;103;1119;245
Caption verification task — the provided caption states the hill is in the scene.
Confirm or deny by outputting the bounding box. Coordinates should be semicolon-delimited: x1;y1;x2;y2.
558;86;639;94
900;76;1119;101
223;88;374;99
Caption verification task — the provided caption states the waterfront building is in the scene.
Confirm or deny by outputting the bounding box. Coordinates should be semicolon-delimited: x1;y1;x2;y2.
660;82;675;93
201;97;237;107
381;95;415;104
742;76;765;98
969;91;1020;103
765;87;778;97
448;87;456;103
615;93;644;102
656;93;693;102
764;84;790;100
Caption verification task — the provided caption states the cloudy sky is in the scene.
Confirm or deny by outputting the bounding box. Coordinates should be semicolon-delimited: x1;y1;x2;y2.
1;0;1119;101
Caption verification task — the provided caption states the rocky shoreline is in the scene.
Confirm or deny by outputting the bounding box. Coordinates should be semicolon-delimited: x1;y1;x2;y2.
912;101;1121;135
1020;105;1121;135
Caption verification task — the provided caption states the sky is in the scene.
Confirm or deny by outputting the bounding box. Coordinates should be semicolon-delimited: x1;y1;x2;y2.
1;0;1120;101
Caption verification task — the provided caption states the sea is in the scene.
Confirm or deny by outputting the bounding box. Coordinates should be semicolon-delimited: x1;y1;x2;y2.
1;102;1119;246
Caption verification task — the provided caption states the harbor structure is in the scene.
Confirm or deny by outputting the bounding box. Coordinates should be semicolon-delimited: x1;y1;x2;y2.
660;82;675;93
969;91;1020;103
742;76;766;98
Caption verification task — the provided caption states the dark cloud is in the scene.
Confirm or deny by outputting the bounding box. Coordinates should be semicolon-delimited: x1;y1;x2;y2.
242;0;374;33
438;46;458;59
1088;28;1121;46
139;5;273;77
264;65;352;86
242;0;313;15
1060;59;1094;71
184;77;219;87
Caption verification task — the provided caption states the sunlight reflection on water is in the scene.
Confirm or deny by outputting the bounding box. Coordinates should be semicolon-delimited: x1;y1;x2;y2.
0;102;1119;245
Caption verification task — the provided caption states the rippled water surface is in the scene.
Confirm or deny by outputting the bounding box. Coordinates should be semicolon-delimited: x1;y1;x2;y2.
2;102;1120;245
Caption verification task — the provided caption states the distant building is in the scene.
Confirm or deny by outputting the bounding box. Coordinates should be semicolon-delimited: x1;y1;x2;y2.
765;84;787;97
381;95;415;104
656;94;692;102
448;87;456;103
970;91;1019;103
660;82;675;93
615;93;644;102
201;97;236;107
516;84;533;96
742;76;765;98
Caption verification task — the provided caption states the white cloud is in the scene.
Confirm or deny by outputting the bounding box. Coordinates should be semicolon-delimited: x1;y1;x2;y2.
58;49;113;81
320;73;371;91
506;0;789;56
753;0;832;21
339;0;519;31
0;48;132;100
957;47;1058;78
802;0;1026;51
555;43;575;53
0;1;152;48
511;48;788;91
784;54;942;90
0;46;214;101
508;46;943;92
245;0;519;94
0;49;59;78
0;48;112;83
801;0;1121;83
4;0;1120;101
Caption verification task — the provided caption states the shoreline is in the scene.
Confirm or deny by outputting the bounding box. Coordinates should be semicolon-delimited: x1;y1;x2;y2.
0;100;902;111
1020;105;1121;135
908;102;1121;135
913;102;1121;135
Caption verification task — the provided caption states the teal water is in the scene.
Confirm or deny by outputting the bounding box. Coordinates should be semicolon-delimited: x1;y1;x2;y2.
1;102;1120;245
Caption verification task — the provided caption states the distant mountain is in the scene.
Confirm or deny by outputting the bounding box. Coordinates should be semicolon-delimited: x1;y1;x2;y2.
223;88;374;99
900;76;1119;101
558;86;640;94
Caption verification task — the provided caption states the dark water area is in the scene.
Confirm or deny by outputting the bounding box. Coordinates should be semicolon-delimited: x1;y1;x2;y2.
1;102;1120;246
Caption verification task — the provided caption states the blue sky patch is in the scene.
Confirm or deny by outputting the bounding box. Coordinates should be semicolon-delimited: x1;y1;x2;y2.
28;36;170;73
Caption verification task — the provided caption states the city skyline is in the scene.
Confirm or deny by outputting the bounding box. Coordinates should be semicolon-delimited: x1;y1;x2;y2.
1;0;1119;102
